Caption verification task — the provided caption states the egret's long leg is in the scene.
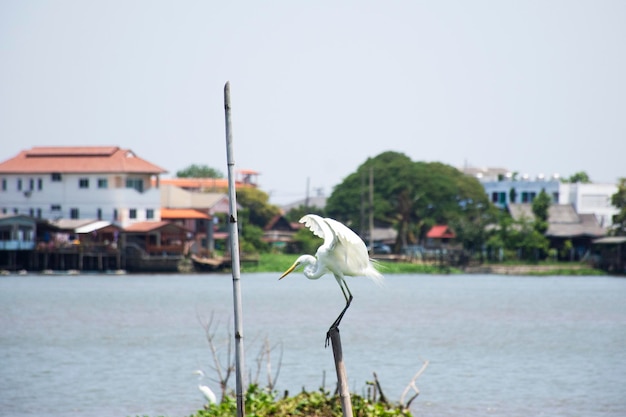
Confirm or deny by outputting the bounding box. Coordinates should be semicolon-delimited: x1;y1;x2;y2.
326;277;354;347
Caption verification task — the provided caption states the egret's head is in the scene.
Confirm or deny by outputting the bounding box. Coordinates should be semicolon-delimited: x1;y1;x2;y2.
279;255;311;280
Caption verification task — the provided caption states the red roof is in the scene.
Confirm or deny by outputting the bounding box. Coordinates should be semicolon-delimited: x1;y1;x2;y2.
426;225;456;239
161;208;210;220
0;146;167;174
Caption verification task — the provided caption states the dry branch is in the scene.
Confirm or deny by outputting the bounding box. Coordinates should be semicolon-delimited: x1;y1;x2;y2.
400;359;429;410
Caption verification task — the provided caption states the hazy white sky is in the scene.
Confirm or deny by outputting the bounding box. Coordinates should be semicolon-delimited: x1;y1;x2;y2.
1;1;624;204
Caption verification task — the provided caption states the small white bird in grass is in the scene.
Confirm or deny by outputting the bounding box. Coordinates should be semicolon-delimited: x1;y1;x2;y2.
194;370;217;408
279;214;383;343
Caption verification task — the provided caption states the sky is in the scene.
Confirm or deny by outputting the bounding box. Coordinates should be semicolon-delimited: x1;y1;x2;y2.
1;1;625;205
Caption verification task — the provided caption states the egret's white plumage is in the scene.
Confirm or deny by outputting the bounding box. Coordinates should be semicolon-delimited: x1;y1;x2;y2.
194;370;217;407
280;214;383;334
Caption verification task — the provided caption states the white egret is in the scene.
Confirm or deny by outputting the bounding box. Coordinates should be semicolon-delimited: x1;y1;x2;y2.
279;214;383;341
193;370;217;408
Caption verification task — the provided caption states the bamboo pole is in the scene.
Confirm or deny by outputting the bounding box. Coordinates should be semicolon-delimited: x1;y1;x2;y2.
224;81;245;417
328;327;353;417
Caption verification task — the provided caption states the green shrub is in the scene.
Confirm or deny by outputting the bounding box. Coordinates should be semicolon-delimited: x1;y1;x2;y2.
190;384;411;417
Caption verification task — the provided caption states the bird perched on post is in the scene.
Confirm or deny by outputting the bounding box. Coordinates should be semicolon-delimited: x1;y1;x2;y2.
279;214;383;344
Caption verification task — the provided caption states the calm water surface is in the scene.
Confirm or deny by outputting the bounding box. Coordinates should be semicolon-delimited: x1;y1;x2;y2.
1;273;625;417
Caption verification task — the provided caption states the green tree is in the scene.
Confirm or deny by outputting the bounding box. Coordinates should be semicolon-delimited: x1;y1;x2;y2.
284;205;326;223
176;164;224;178
531;189;551;234
236;187;280;229
611;178;626;236
290;227;323;255
239;223;268;254
325;151;493;251
563;171;591;183
512;217;550;261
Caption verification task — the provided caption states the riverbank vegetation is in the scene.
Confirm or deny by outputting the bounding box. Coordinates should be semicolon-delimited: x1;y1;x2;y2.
240;253;460;274
185;384;412;417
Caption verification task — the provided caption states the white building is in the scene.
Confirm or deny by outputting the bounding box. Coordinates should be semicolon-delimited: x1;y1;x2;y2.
0;146;167;228
478;173;618;227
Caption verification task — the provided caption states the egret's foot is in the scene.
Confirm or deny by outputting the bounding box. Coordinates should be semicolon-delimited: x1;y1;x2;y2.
325;299;353;347
325;325;338;348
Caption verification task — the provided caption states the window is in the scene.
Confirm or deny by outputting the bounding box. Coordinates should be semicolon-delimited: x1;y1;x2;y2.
97;178;108;189
521;192;529;203
97;208;102;220
29;208;34;216
29;179;34;190
51;173;62;182
37;178;43;190
129;209;137;219
17;179;22;191
126;178;144;192
491;192;498;203
70;208;79;219
113;209;118;221
146;209;154;219
51;204;61;211
79;178;89;189
36;208;42;218
1;178;6;191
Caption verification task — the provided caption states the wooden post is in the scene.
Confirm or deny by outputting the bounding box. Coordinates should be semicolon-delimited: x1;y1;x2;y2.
328;327;353;417
224;81;246;417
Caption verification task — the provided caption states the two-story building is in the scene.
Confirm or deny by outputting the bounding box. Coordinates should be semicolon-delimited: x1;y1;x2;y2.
0;146;166;228
470;170;618;228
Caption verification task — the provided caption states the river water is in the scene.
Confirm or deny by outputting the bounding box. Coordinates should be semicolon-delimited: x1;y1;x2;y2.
1;272;625;417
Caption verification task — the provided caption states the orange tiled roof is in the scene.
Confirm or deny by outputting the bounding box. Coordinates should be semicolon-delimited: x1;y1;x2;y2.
157;177;254;189
0;146;167;174
426;225;456;239
161;208;210;219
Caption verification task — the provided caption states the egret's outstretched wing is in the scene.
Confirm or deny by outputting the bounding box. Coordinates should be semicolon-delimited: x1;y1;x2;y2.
299;214;335;251
323;217;370;274
323;218;368;252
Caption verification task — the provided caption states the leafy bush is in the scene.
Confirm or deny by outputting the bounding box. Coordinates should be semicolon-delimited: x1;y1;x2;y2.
191;384;411;417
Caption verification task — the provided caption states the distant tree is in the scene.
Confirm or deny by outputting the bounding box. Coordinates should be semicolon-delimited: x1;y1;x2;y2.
514;218;550;261
290;227;323;255
176;164;224;178
325;151;493;251
239;223;268;254
531;189;551;234
285;205;326;223
236;187;280;229
563;171;591;183
610;178;626;236
486;203;550;262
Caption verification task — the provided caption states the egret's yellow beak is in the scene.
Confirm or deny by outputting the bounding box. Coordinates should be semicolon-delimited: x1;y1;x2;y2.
279;262;298;280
